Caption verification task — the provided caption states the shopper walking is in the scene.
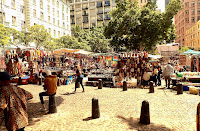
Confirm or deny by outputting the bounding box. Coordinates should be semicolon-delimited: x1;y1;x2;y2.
163;63;174;89
74;65;84;92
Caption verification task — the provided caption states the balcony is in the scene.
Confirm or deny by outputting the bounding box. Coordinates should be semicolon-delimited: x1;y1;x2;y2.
104;17;110;20
70;8;74;11
97;18;103;21
97;11;103;14
104;4;110;7
104;11;110;14
82;7;88;10
71;22;75;24
83;27;89;29
82;13;88;16
83;20;88;23
97;4;103;8
70;15;74;17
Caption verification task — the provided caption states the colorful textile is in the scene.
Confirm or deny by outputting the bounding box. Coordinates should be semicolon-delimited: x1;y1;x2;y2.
0;85;33;131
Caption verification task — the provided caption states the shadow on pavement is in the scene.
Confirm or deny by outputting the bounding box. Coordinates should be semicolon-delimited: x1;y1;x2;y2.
62;92;76;95
83;117;93;121
117;115;174;131
27;96;64;126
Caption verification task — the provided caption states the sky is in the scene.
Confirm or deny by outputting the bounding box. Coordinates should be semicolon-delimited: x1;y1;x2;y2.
156;0;165;13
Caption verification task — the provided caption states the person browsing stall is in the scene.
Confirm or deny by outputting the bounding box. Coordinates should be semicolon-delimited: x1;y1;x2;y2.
39;70;58;112
74;65;84;92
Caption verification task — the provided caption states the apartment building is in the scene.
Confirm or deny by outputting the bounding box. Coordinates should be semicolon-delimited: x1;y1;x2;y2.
0;0;71;38
185;20;200;49
175;0;200;48
70;0;148;29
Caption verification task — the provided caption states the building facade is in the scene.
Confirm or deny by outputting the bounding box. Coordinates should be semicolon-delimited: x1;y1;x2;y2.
175;0;200;48
0;0;71;38
185;20;200;49
70;0;148;29
165;0;170;9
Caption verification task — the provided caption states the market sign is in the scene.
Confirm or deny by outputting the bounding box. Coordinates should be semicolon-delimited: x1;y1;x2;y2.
179;55;186;66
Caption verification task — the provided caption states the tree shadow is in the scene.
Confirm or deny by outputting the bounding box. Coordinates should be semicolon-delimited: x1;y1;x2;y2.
117;115;175;131
27;96;64;126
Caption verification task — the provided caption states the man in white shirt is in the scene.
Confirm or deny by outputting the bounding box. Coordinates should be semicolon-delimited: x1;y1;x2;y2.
163;63;174;89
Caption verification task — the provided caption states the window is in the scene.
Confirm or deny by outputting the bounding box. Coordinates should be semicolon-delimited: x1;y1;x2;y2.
198;9;200;13
53;8;55;16
70;0;74;3
33;9;36;17
48;16;50;22
57;11;59;17
66;8;68;13
47;0;50;3
54;30;56;37
57;1;59;8
11;0;16;9
62;13;64;20
185;18;189;22
192;9;195;14
90;2;95;6
21;6;24;13
75;0;80;2
33;0;36;5
12;16;16;26
66;16;68;22
40;12;44;20
40;0;43;9
105;1;110;6
62;5;64;11
49;28;51;34
63;22;65;28
58;20;59;26
185;10;189;14
192;17;195;22
198;1;200;5
141;0;142;3
0;12;5;23
53;18;55;25
58;31;60;37
198;16;200;21
185;2;189;6
75;4;81;8
48;5;50;13
52;0;55;5
191;1;195;6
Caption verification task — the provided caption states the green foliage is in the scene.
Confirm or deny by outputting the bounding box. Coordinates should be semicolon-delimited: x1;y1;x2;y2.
28;25;51;49
104;0;182;51
179;46;190;53
8;28;23;46
0;24;10;47
71;25;110;53
59;35;91;51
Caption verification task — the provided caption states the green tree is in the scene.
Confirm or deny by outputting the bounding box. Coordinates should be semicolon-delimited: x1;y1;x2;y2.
72;25;111;53
8;28;23;46
0;24;10;47
104;0;182;51
28;25;51;49
59;35;91;50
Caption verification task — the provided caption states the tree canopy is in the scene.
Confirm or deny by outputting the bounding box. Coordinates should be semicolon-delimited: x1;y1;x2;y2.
0;24;10;47
28;25;51;49
104;0;182;51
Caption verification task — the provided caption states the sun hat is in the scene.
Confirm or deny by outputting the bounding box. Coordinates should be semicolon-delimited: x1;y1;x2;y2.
46;70;51;76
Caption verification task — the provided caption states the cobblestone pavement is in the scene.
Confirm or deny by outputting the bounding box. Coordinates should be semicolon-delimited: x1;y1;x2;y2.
0;80;199;131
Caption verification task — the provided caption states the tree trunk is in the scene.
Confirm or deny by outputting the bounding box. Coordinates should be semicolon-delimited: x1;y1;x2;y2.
139;42;142;51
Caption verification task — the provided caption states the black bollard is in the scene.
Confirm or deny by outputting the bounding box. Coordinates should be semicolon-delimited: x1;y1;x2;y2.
140;100;150;125
123;81;127;91
48;95;57;114
39;77;42;85
92;97;100;119
149;81;154;93
18;77;22;85
197;102;200;131
177;83;183;94
57;78;61;86
98;79;103;89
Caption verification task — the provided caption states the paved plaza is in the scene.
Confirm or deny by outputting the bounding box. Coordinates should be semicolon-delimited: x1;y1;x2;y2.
0;81;199;131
